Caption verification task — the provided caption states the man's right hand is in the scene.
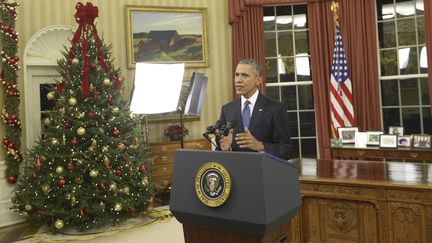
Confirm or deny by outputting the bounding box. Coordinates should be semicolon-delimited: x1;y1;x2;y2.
220;128;233;151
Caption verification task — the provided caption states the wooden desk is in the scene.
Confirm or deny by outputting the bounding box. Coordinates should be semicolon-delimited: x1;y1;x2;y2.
289;159;432;243
331;145;432;161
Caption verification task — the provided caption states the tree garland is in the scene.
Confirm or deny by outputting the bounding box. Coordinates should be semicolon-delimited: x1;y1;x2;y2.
0;0;22;184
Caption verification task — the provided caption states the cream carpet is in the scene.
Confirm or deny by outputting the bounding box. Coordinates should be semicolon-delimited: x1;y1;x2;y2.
17;206;185;243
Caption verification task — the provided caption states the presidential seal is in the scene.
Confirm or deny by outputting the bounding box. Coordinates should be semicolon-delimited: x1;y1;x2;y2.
195;162;231;207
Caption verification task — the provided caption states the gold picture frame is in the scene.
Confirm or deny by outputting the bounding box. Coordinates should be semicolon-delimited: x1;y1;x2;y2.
125;5;209;69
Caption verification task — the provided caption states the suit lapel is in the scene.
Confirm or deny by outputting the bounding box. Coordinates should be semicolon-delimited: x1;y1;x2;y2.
248;94;266;132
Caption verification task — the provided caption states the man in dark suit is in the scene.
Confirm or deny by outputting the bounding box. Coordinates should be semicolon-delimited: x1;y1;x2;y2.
218;58;292;160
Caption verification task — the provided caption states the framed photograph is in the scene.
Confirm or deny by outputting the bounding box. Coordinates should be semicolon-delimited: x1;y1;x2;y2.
379;134;397;148
125;6;209;68
388;126;404;136
337;127;359;144
412;134;431;149
354;132;368;148
366;131;384;146
330;138;343;147
397;135;412;147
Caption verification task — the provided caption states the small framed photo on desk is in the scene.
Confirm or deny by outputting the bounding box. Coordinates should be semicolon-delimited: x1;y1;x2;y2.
389;126;404;136
412;134;431;149
366;131;384;146
379;134;397;148
337;127;359;144
397;135;412;147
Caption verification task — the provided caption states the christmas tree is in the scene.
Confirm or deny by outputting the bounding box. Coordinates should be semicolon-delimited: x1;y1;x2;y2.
11;2;157;231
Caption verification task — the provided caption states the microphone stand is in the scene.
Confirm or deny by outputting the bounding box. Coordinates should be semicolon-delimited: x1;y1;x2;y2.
177;106;184;149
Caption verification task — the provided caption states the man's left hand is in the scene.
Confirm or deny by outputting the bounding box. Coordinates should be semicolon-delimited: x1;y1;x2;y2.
235;128;264;152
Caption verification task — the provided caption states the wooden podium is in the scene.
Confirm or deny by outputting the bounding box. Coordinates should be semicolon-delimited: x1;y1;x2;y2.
170;150;301;243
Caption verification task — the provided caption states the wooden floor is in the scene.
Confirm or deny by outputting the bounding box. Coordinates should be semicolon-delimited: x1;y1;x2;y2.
0;222;38;243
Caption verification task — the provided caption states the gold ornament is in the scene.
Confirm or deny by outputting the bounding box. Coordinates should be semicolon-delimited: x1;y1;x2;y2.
99;201;105;210
91;139;97;147
24;204;33;211
128;113;135;120
71;196;77;206
141;176;149;187
41;184;50;195
122;186;130;194
68;97;77;106
98;128;105;134
75;176;83;184
51;138;59;146
55;166;64;174
109;182;117;190
102;146;109;153
114;203;122;211
76;127;86;136
89;169;98;177
103;157;110;167
59;108;66;115
112;107;119;114
54;219;64;229
87;146;95;152
47;91;55;100
103;77;111;86
43;118;51;126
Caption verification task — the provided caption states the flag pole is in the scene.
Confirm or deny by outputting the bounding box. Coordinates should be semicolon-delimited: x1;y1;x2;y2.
330;0;339;139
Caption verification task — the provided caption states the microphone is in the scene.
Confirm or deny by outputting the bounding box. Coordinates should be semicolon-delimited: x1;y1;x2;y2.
216;121;236;137
203;120;223;140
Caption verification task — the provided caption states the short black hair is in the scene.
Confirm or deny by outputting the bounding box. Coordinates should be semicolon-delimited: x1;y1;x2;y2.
239;58;262;76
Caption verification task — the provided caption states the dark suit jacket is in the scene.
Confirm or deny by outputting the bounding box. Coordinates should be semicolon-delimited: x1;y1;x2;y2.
218;93;292;160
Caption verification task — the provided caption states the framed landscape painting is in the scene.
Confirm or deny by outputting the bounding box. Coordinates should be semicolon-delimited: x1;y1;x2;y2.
125;6;209;68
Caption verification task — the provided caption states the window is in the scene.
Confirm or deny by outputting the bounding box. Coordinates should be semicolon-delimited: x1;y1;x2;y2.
376;0;431;134
263;5;317;159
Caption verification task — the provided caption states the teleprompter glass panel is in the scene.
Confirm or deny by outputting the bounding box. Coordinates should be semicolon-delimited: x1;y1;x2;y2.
381;79;399;106
278;31;294;56
400;78;419;105
402;107;421;134
380;49;398;76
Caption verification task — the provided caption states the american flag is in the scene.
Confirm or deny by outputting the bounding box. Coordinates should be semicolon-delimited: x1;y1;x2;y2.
330;26;354;137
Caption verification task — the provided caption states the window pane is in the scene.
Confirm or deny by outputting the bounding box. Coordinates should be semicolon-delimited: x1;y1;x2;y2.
383;108;401;132
377;0;395;21
423;108;432;134
400;78;419;105
395;0;415;18
399;47;418;75
420;46;427;73
266;86;280;101
420;78;430;105
397;18;416;46
263;7;276;31
301;138;317;158
296;56;312;81
281;86;297;110
402;107;421;134
381;79;399;106
378;21;396;48
300;111;316;137
417;16;424;44
276;6;292;31
380;49;398;76
298;85;314;109
288;111;299;137
291;139;300;159
40;84;55;111
293;5;307;29
265;32;277;57
265;59;278;83
278;31;294;56
295;30;309;54
280;58;295;82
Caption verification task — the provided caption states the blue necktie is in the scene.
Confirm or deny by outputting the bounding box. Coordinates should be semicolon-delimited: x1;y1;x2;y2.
242;100;251;128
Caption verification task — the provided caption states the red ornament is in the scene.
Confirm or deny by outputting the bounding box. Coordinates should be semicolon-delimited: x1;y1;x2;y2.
115;169;122;176
140;165;146;173
112;128;120;137
71;137;79;145
32;172;37;178
130;207;136;216
87;111;95;118
7;143;14;149
64;121;71;128
98;181;105;189
7;176;17;184
58;178;66;186
7;90;14;96
67;161;74;171
37;209;44;216
35;157;41;170
8;114;16;121
3;138;9;145
80;210;85;217
117;143;125;150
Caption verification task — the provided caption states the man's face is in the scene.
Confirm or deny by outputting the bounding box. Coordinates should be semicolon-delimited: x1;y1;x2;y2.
234;63;261;99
